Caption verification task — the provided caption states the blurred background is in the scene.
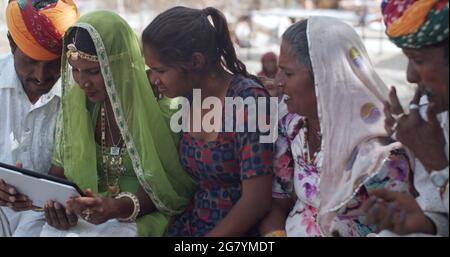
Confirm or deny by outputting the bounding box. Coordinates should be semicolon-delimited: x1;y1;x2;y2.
0;0;415;103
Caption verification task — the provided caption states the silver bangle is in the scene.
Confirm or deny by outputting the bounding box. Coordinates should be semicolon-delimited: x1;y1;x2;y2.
115;192;140;223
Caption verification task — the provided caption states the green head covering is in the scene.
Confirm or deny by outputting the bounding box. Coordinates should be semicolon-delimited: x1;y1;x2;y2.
54;10;195;236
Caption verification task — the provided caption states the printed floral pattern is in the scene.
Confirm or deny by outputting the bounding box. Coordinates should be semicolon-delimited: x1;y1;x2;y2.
273;112;412;237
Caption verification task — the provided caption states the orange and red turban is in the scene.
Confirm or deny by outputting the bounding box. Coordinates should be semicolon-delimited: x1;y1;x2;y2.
6;0;80;61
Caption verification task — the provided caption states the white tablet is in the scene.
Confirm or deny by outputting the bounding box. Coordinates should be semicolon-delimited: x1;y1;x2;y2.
0;162;84;208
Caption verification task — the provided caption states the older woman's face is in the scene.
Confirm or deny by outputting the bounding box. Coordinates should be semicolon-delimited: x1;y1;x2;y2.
403;46;449;113
279;40;317;118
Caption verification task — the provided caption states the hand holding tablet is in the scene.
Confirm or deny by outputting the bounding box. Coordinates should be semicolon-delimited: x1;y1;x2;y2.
0;162;34;212
0;162;84;210
0;178;33;212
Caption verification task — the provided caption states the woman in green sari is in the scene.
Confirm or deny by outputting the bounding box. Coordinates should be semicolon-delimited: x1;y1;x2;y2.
42;11;195;237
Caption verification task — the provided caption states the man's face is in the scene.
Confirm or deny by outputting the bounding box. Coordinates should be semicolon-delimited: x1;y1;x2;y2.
403;45;449;113
13;47;61;100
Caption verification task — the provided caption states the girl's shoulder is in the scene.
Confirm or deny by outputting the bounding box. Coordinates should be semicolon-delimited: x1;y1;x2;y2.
228;75;268;99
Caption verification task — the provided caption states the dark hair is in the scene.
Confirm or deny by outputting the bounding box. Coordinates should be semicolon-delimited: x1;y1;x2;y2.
142;6;255;80
282;19;314;80
66;27;96;55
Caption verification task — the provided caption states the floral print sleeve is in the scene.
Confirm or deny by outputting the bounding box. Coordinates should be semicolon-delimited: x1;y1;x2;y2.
273;113;297;199
330;148;413;237
363;149;412;193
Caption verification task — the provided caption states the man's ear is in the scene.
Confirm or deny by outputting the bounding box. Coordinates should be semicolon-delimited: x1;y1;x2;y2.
7;32;17;54
190;52;207;71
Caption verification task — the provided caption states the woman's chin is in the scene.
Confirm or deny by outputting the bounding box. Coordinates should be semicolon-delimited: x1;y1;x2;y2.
286;101;297;115
287;103;308;117
162;92;176;99
86;95;104;104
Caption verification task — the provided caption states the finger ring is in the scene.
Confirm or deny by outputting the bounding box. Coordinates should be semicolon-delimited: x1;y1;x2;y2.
33;207;44;212
392;113;405;121
82;208;93;221
391;121;400;132
391;131;398;141
409;104;419;110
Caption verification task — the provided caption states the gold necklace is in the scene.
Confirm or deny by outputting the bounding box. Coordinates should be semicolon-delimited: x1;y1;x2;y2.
303;118;321;165
101;104;126;197
104;103;123;156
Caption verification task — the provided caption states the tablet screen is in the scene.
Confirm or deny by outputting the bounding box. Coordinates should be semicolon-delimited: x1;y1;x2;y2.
0;162;85;208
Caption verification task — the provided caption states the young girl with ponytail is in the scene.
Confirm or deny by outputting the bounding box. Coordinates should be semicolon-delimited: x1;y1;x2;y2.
142;6;274;237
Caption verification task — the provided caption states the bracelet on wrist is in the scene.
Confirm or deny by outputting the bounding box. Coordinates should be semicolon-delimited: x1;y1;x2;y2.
115;192;140;223
264;230;287;237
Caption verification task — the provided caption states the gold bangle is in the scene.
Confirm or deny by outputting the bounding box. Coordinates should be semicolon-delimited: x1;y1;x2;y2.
264;230;287;237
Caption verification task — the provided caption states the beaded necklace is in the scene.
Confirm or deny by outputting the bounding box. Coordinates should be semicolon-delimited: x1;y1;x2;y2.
101;104;126;196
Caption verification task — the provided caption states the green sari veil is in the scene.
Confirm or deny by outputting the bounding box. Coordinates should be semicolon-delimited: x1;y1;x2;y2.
54;11;195;236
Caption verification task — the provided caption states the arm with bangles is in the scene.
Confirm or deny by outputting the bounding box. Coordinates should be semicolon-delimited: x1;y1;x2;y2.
44;165;156;230
205;174;273;237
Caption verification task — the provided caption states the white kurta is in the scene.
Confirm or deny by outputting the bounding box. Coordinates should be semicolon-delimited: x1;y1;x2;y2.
416;111;449;236
0;54;61;237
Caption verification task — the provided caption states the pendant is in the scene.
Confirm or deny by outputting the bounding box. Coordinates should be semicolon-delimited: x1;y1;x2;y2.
108;185;120;197
110;147;121;156
120;166;127;176
110;159;115;167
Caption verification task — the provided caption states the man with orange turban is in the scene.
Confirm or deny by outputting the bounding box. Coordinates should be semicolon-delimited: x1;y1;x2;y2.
363;0;449;237
0;0;79;237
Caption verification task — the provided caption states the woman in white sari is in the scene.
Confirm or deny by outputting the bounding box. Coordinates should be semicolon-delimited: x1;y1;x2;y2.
260;17;415;237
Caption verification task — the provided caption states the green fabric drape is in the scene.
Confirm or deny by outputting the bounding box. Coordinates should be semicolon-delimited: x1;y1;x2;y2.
52;11;195;236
